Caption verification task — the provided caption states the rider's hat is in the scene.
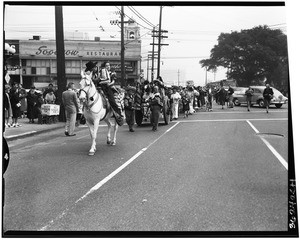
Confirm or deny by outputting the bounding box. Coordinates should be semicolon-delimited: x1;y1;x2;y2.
85;61;98;72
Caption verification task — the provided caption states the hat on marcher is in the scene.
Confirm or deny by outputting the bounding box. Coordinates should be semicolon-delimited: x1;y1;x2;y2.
126;86;136;92
5;85;10;90
85;61;98;72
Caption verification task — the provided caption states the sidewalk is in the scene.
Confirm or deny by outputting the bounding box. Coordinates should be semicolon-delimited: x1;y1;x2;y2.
3;117;65;141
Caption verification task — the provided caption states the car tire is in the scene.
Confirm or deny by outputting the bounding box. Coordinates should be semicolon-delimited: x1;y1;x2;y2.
233;98;240;106
275;104;282;108
258;99;265;108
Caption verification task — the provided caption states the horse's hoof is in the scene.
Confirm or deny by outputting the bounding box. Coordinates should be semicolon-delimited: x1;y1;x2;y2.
111;142;116;146
107;140;111;145
88;151;95;156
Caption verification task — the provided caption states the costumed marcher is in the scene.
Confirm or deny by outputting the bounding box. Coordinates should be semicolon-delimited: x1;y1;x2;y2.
124;86;136;132
150;86;163;131
62;82;79;136
263;84;274;113
245;86;254;111
26;86;41;123
84;61;99;85
171;88;181;120
98;61;124;126
181;90;190;117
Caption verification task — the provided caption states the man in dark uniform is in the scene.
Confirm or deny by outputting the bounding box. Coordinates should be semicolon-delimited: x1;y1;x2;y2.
227;85;234;108
124;86;136;132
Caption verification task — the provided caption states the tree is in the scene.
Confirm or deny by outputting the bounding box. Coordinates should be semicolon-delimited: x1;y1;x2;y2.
200;25;288;87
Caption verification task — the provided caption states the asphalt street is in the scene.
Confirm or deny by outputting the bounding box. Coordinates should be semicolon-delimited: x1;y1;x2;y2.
3;105;289;234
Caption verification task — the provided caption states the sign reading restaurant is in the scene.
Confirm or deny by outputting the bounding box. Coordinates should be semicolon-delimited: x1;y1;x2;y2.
35;45;121;57
19;40;140;59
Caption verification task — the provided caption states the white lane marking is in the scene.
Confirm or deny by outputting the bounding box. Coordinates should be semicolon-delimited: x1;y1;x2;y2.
193;110;287;114
246;120;288;170
178;118;287;123
40;122;179;231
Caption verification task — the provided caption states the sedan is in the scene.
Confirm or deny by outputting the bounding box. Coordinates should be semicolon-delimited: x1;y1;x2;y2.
232;86;288;108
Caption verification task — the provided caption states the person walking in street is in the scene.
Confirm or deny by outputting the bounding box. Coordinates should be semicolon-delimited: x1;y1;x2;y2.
227;85;234;108
62;82;79;136
171;88;181;120
181;89;190;117
150;86;163;131
9;82;22;127
26;86;41;123
124;86;136;132
245;86;254;111
263;84;274;113
217;86;227;109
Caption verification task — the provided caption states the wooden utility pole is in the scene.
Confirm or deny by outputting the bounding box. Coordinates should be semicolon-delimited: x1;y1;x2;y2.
120;6;125;87
55;5;66;121
157;6;162;79
151;27;155;81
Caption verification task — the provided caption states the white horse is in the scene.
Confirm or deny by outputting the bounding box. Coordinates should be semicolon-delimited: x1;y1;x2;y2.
78;71;119;156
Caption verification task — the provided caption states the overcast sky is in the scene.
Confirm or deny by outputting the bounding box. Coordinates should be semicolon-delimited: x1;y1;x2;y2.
2;2;290;86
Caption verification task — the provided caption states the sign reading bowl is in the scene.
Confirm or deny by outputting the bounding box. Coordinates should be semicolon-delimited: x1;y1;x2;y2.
35;46;121;58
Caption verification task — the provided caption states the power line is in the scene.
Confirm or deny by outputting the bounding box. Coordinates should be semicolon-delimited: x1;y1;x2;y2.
115;6;153;31
127;6;156;28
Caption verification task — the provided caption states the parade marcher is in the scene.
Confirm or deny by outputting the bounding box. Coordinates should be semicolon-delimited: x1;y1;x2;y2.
98;61;124;126
199;86;205;109
26;86;41;123
227;85;234;108
62;82;79;136
217;86;227;109
150;86;163;131
44;89;56;104
263;84;274;113
207;86;213;111
171;88;181;120
4;85;12;128
124;86;136;132
9;82;22;127
181;90;190;117
245;86;254;111
186;86;195;114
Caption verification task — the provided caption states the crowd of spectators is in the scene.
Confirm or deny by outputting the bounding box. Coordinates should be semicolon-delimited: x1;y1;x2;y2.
4;82;58;128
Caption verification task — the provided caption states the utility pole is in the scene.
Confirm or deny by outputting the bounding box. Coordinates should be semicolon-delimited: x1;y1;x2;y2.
120;6;125;87
55;5;66;121
157;6;163;79
151;27;155;81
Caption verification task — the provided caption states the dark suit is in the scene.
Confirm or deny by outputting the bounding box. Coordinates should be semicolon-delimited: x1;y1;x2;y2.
62;89;79;135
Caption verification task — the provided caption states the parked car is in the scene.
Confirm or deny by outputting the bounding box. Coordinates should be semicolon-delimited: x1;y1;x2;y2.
232;86;288;108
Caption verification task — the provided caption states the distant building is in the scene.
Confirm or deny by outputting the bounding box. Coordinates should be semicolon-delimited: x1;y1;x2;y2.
5;22;141;90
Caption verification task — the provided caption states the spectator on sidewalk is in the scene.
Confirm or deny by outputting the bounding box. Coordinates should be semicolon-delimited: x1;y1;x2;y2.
18;84;27;118
4;85;12;128
9;82;22;127
43;83;57;102
62;82;79;136
27;86;41;123
44;89;56;104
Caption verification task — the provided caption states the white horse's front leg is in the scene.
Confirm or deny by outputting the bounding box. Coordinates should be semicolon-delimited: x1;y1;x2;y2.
104;119;112;145
87;120;99;155
111;119;118;146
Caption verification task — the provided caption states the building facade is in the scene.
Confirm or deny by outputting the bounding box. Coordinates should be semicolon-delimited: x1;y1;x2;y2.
5;22;141;90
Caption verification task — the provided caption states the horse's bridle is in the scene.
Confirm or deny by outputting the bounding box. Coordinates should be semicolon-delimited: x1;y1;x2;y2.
79;78;100;110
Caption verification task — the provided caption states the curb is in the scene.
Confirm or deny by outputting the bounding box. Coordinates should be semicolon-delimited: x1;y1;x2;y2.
5;125;64;142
